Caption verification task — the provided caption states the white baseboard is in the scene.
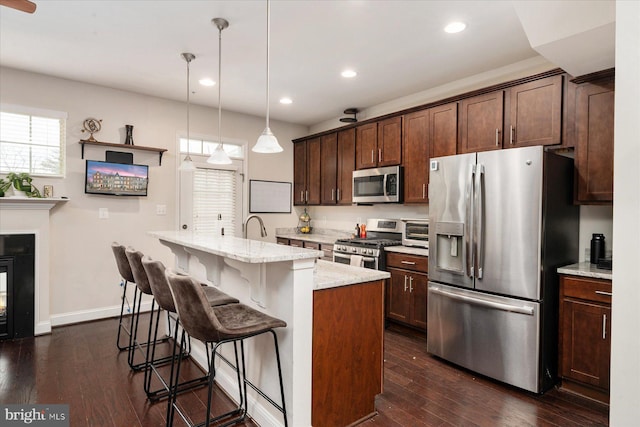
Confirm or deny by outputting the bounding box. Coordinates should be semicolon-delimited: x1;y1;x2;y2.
49;301;154;327
34;321;51;336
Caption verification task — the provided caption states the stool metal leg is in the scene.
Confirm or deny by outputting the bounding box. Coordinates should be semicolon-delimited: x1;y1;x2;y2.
116;279;134;351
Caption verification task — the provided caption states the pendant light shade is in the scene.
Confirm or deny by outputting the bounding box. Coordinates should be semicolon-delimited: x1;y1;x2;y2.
252;0;283;154
207;18;232;165
179;52;197;171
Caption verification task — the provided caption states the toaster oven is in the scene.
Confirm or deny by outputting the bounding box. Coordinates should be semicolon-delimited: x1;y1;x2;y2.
401;219;429;248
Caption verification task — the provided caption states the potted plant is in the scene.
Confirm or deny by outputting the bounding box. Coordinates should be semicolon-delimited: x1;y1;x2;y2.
0;177;10;197
2;172;42;198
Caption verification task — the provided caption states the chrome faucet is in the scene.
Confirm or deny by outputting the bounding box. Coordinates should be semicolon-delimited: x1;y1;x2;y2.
243;214;267;238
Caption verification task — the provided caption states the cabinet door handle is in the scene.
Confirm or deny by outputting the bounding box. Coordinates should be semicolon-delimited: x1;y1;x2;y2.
379;149;382;163
403;275;408;292
595;290;612;296
510;125;515;145
409;276;414;292
495;128;500;146
305;190;309;202
331;188;335;201
602;314;607;340
336;188;340;201
371;150;374;163
422;183;426;199
300;191;304;203
401;260;416;265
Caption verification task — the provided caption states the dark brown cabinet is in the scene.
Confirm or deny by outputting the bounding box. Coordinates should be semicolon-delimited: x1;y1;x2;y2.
294;138;321;205
385;252;428;330
559;275;612;404
320;133;338;205
505;75;563;148
320;129;355;205
356;117;402;170
458;91;504;154
573;77;615;204
403;102;457;203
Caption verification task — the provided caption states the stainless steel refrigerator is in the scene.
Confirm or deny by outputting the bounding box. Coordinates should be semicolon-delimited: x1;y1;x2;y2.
427;145;578;393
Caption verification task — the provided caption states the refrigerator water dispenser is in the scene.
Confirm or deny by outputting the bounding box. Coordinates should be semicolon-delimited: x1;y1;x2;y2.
435;222;464;274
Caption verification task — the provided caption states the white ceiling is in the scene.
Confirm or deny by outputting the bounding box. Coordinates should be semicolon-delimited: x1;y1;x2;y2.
0;1;613;127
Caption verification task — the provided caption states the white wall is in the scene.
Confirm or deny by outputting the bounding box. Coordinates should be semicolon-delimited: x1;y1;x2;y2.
610;0;640;424
0;66;307;322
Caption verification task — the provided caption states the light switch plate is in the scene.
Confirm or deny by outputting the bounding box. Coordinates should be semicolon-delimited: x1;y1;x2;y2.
99;208;109;219
156;204;167;215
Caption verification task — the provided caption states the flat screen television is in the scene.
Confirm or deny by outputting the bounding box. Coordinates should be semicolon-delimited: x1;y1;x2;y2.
85;160;149;196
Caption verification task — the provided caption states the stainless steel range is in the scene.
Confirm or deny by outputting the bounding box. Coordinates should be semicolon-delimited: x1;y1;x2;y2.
333;218;402;270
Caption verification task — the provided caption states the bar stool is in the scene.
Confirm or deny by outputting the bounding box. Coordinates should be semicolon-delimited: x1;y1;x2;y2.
125;247;178;371
111;242;137;351
166;271;288;427
141;255;239;402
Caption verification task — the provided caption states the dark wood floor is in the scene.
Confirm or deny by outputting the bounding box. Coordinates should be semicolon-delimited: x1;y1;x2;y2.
0;317;608;426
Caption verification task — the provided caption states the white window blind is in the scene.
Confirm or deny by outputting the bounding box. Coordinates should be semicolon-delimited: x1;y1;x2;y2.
192;168;237;236
0;105;67;176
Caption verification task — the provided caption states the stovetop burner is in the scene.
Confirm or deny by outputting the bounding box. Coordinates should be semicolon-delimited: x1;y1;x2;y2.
335;237;401;248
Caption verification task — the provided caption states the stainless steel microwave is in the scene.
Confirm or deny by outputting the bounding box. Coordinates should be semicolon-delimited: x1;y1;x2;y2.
352;165;402;204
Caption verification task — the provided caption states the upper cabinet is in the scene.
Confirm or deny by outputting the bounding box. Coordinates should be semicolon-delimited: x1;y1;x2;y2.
572;75;615;204
336;129;356;205
293;138;321;206
505;75;563;148
403;102;457;203
459;74;563;154
458;91;504;154
320;133;338;205
356;117;402;170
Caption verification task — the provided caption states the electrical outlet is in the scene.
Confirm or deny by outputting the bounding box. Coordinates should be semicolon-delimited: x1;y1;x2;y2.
99;208;109;219
156;204;167;215
356;217;362;224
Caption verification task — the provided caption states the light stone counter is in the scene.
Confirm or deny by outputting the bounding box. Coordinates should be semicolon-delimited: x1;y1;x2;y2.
557;262;613;281
314;259;390;290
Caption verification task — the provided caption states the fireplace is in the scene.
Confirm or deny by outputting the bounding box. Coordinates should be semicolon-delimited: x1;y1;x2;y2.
0;234;35;340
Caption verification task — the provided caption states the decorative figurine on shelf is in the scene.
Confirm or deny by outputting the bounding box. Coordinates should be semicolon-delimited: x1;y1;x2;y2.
124;124;134;145
298;208;312;234
81;118;102;142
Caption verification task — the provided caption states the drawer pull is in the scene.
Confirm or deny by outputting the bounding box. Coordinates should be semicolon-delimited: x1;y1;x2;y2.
401;260;416;265
595;290;612;296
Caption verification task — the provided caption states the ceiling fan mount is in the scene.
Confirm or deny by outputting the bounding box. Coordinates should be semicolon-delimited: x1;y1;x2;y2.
0;0;37;14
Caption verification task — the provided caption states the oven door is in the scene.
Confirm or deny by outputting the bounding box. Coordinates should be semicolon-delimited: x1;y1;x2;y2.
333;252;378;269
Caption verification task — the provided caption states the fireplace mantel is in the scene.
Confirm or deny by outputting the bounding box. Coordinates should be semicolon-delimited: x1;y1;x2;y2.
0;198;68;336
0;197;68;210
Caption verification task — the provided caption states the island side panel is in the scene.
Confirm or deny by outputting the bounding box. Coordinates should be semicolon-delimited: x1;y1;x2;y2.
312;280;384;427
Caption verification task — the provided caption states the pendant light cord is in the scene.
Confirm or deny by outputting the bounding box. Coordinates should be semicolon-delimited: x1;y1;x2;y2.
186;56;191;154
218;23;223;148
265;0;271;130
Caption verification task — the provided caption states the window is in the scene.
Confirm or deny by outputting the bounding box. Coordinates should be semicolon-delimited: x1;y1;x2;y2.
179;137;244;159
0;105;67;176
191;167;239;236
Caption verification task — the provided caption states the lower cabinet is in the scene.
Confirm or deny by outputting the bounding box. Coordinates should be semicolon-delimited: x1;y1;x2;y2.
385;252;428;331
559;274;612;404
275;237;333;261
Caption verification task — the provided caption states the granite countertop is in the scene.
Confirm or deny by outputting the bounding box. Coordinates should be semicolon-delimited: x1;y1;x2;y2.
150;230;323;263
557;262;613;281
314;259;390;290
385;245;429;257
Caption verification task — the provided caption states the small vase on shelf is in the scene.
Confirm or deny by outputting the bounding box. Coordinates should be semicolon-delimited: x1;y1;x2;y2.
124;125;134;145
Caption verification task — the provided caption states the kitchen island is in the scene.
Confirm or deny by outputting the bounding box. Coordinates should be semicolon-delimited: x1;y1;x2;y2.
150;231;389;427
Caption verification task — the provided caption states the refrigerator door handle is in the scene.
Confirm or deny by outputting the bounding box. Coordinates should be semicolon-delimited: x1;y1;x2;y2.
475;163;485;279
466;164;475;278
430;286;535;316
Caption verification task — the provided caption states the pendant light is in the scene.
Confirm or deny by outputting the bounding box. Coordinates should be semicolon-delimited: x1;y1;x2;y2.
207;18;233;165
252;0;283;153
179;52;196;171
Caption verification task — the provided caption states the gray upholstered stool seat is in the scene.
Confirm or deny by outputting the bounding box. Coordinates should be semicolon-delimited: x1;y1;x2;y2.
141;256;238;403
166;271;288;427
111;242;137;351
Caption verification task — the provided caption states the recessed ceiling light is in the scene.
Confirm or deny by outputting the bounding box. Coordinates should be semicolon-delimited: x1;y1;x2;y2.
341;69;357;78
444;22;466;34
279;97;293;105
199;78;215;87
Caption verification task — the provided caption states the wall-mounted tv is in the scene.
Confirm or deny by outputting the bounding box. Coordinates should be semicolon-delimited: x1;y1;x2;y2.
85;160;149;196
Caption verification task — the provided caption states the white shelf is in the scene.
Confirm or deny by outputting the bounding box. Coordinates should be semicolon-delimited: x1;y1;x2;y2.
0;197;68;210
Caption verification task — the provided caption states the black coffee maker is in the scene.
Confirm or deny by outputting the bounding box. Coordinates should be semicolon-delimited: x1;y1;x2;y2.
590;233;606;264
